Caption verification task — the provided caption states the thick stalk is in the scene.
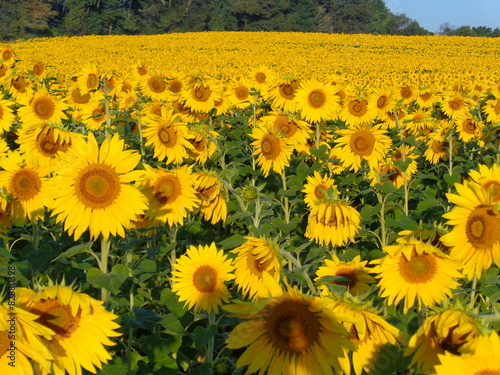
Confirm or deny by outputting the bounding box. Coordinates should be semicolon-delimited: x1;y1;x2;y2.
207;311;216;364
281;170;290;224
100;236;111;304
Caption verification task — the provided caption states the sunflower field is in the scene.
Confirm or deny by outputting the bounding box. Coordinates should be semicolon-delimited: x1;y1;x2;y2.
0;31;500;375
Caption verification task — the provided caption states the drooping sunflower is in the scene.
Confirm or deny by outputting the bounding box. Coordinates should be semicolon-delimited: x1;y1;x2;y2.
186;126;219;165
17;88;69;127
76;64;100;95
340;96;376;126
315;255;375;296
142;112;193;164
231;236;281;300
302;171;337;209
434;331;500;375
0;151;53;223
373;233;462;313
441;180;500;280
225;288;355;375
333;124;392;172
405;308;481;373
0;98;15;133
138;164;199;227
305;200;361;247
368;145;418;189
326;298;405;375
49;133;147;240
0;304;54;375
171;243;234;314
294;79;340;123
259;111;311;152
193;171;227;224
268;78;301;113
250;124;293;177
17;285;121;375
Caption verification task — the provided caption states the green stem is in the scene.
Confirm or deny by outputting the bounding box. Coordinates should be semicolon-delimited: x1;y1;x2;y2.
377;191;388;248
135;109;145;157
103;90;113;137
100;236;111;304
32;220;39;250
315;122;321;149
207;311;216;364
281;170;290;224
469;276;478;309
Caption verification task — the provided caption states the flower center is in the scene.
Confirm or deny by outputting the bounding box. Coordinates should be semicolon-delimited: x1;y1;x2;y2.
154;174;181;204
31;298;81;340
430;140;447;154
158;126;177;147
33;62;43;76
400;87;413;99
265;299;320;354
333;270;358;289
235;85;249;101
12;77;28;93
377;95;388;109
75;163;120;209
137;65;148;76
439;324;468;355
71;88;91;104
462;119;477;134
279;81;299;100
148;76;166;93
255;72;266;84
2;50;12;60
273;115;297;138
261;134;281;160
348;99;368;117
314;184;328;200
33;97;55;120
308;90;326;109
86;73;98;90
10;169;41;201
36;129;69;157
398;253;438;283
192;265;218;293
449;98;462;111
350;129;375;156
473;370;500;375
466;206;500;249
169;79;182;93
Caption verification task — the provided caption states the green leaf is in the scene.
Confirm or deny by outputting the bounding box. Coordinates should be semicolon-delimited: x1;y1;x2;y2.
444;173;461;185
86;267;128;294
122;307;163;330
162;313;186;335
99;357;127;375
160;288;187;318
218;234;246;249
54;241;94;260
416;198;437;212
142;333;180;373
192;324;217;349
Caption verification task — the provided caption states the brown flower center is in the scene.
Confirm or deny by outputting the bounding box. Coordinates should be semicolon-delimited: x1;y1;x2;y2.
261;134;281;160
75;163;121;209
10;168;42;201
192;266;218;293
350;129;375;156
466;206;500;250
31;298;81;340
398;253;438;283
154;174;181;205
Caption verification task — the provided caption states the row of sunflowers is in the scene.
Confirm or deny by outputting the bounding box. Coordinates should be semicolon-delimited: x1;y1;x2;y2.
0;34;499;375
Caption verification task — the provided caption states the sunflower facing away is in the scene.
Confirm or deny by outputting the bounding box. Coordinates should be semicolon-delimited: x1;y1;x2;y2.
305;200;361;247
139;164;200;227
373;233;462;313
193;171;227;224
49;133;147;240
405;308;481;373
0;304;54;375
225;288;355;375
326;298;405;375
0;151;53;223
231;236;282;300
315;255;375;296
294;78;340;123
434;331;500;375
333;124;391;172
17;285;121;375
441;179;500;280
250;124;293;177
171;243;234;314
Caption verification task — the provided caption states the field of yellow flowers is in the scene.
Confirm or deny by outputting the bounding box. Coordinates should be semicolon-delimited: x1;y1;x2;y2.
0;31;499;375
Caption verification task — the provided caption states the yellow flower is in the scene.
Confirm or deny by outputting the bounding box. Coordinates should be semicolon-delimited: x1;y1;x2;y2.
171;243;234;313
193;171;227;224
0;99;16;133
17;88;68;127
302;171;337;209
250;124;292;177
294;78;340;123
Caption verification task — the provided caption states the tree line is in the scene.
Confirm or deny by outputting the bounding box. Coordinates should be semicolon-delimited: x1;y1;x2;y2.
0;0;498;41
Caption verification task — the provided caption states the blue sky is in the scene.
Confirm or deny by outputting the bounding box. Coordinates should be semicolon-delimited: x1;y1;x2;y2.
385;0;500;33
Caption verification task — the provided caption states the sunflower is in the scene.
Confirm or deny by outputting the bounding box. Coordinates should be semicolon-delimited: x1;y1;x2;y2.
404;108;434;140
131;62;149;83
76;64;100;94
373;234;462;313
315;255;375;296
423;121;456;165
171;243;234;314
0;304;54;375
142;112;193;164
182;79;221;113
0;45;14;64
397;84;416;104
0;151;53;223
17;88;68;127
228;77;252;110
78;100;108;131
469;164;500;203
231;236;281;300
454;112;483;143
268;78;301;113
434;331;500;375
483;98;500;124
259;111;311;151
141;72;169;101
294;79;340;123
65;83;98;110
0;63;11;85
383;108;407;129
30;61;46;80
326;298;405;375
441;92;473;120
139;164;199;227
405;308;481;373
250;124;293;177
9;75;33;101
0;99;15;133
302;171;337;209
333;124;391;172
193;171;227;224
305;200;361;247
441;180;500;280
369;145;418;189
250;66;275;95
186;126;219;165
17;285;121;375
16;124;81;163
340;97;377;126
416;88;438;109
225;288;355;375
49;133;147;240
368;86;395;119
